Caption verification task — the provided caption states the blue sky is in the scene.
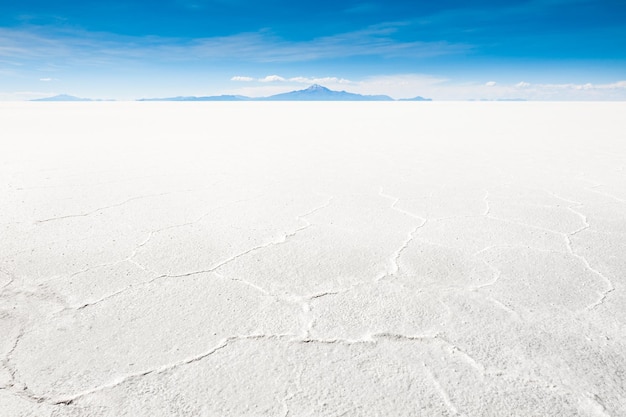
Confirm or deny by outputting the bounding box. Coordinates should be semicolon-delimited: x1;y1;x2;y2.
1;0;625;100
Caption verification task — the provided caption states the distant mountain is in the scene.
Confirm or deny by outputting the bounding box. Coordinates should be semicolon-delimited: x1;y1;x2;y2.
32;87;434;102
139;85;402;102
260;84;394;101
31;94;93;102
138;95;250;102
398;96;432;101
469;98;528;102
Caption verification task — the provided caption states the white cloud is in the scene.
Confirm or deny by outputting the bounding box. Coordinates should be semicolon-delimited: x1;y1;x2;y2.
485;81;497;87
427;79;626;100
288;77;312;83
230;76;254;82
351;74;447;98
0;24;469;68
217;85;294;98
221;74;448;99
259;75;286;82
589;81;626;89
211;74;626;101
537;81;626;91
288;76;353;84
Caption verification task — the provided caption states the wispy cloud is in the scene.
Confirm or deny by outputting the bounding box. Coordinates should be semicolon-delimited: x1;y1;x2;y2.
416;0;594;28
345;3;381;14
534;81;626;90
288;76;352;84
230;76;254;81
424;79;626;100
231;75;353;84
258;75;286;82
179;24;469;63
0;24;470;68
0;27;144;69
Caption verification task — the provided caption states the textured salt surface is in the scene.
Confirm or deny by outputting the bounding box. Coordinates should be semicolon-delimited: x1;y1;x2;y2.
1;102;625;416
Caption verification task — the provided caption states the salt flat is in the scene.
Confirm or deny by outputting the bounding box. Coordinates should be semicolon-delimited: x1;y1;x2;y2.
1;102;625;416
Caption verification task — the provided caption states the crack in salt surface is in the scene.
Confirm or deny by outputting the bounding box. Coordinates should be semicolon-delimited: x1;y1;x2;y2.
482;215;568;242
377;187;428;281
129;193;267;254
432;334;486;374
30;332;431;405
482;189;490;216
39;334;292;406
463;262;522;321
543;190;584;207
584;393;613;417
298;331;486;378
543;189;592;235
4;328;25;383
0;328;40;405
298;332;437;345
588;185;626;204
378;187;426;221
69;197;334;311
34;191;180;224
539;190;617;310
280;363;304;417
565;235;615;311
376;221;427;282
36;195;269;287
0;268;16;293
216;272;273;297
427;190;588;251
165;196;334;281
6;328;491;407
424;363;466;417
71;234;302;310
21;197;271;290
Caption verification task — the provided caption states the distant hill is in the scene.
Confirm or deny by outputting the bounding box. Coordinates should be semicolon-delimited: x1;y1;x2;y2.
139;84;407;102
31;94;93;102
398;96;432;101
469;98;528;102
138;95;250;102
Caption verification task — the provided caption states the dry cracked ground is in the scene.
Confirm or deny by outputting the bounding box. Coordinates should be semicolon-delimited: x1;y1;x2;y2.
1;102;625;416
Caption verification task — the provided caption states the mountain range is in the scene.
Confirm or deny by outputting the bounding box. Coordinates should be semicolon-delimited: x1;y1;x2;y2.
140;84;432;101
31;94;94;102
31;85;432;102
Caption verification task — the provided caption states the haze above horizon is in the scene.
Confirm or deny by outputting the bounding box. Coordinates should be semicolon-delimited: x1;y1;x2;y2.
1;0;625;101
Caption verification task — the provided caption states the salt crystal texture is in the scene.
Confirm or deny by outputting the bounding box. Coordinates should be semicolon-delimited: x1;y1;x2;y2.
1;102;625;416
